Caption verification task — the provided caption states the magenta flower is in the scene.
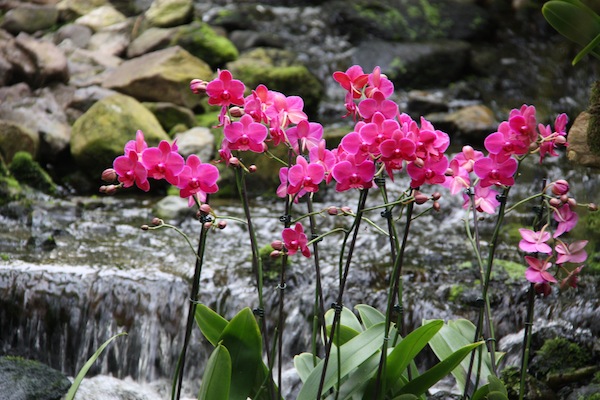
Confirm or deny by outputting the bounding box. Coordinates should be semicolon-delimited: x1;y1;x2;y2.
287;155;325;195
473;155;517;187
364;66;394;98
561;265;584;289
332;65;369;99
462;183;500;214
357;91;398;121
124;130;148;160
443;159;470;195
553;204;578;238
379;129;417;178
265;92;307;129
176;154;219;205
286;120;323;153
484;121;529;162
331;155;375;192
223;114;268;153
282;223;311;257
555;240;588;264
113;151;150;192
524;256;557;284
244;84;273;124
518;228;552;254
406;155;448;188
309;140;336;183
537;114;568;163
453;145;484;173
508;104;537;143
141;140;185;185
206;69;245;107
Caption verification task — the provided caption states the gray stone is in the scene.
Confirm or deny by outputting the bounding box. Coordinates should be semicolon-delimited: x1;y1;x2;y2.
59;41;123;87
426;104;498;141
126;27;177;58
229;29;284;52
142;101;197;132
144;0;193;28
70;93;169;179
567;112;600;169
56;0;109;21
174;127;215;162
0;4;59;34
152;195;191;220
0;356;71;400
74;5;127;32
53;23;93;48
14;32;69;88
0;120;39;163
71;85;119;112
102;46;213;109
88;21;133;56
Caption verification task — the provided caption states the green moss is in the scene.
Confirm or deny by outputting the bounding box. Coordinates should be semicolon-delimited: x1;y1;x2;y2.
448;284;464;302
532;337;592;378
8;151;56;195
495;259;526;282
173;21;239;69
587;80;600;155
0;254;8;261
258;243;289;281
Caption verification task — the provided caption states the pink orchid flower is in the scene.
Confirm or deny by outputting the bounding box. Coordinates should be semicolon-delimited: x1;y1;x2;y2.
287;155;325;195
332;65;369;99
265;92;307;129
537;115;568;163
176;154;219;205
331;155;375;192
379;129;417;178
484;121;529;162
518;228;552;254
364;66;394;98
443;159;471;195
206;69;245;107
524;256;557;284
462;183;500;214
406;155;449;188
357;91;398;121
282;223;311;257
286;120;323;153
508;104;537;143
553;203;578;238
473;155;517;187
561;265;584;289
309;140;336;183
223;114;268;153
555;240;588;264
124;130;148;160
141;140;185;185
453;145;484;173
113;150;150;192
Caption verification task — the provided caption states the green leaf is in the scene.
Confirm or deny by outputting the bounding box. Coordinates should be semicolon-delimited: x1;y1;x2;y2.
195;304;229;346
65;332;127;400
325;306;364;333
325;324;361;346
198;344;231;400
294;353;320;383
573;32;600;64
334;352;381;399
219;307;263;400
391;395;420;400
296;323;386;400
542;0;600;58
355;304;385;329
385;320;443;391
398;341;484;396
488;375;508;397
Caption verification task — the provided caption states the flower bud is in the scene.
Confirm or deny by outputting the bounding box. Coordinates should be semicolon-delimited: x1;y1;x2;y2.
534;282;552;297
327;206;338;216
200;203;212;214
103;184;118;195
270;250;281;258
190;79;207;94
271;240;284;251
217;220;227;229
445;168;454;176
431;192;441;201
550;179;569;196
99;185;107;193
413;158;424;168
414;191;429;205
549;198;562;208
141;224;149;231
203;222;213;230
560;194;569;204
529;142;539;151
229;106;244;118
151;217;163;226
248;164;257;173
340;206;352;215
101;168;117;182
588;203;598;212
432;201;441;212
229;157;240;167
555;135;567;145
567;197;577;208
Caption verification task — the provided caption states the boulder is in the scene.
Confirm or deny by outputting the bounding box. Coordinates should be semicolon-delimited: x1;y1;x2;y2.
144;0;194;28
53;23;93;48
425;104;498;143
567;112;600;169
74;5;127;32
0;120;39;163
56;0;109;21
0;356;71;400
102;46;213;109
10;33;69;88
226;47;324;118
170;21;239;69
142;101;197;133
126;26;177;58
70;93;169;179
174;127;215;162
87;21;133;56
59;42;123;87
0;4;59;34
9;151;57;195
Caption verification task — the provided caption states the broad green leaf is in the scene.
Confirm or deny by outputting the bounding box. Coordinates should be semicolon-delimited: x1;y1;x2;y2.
325;324;361;346
334;352;381;399
542;0;600;59
296;323;386;400
65;332;127;400
471;384;491;400
488;375;508;397
398;341;484;396
251;361;282;400
219;308;262;400
385;320;443;391
195;304;228;346
325;306;364;333
573;32;600;64
198;344;231;400
355;304;385;329
391;395;420;400
294;353;320;382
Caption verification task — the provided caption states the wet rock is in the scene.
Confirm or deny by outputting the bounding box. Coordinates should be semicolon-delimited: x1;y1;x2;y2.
59;41;123;87
74;375;164;400
567;112;600;169
426;104;498;143
70;93;169;180
88;20;133;56
171;21;239;69
174;127;215;162
10;33;69;88
56;0;109;21
0;120;39;163
74;4;127;32
352;39;471;89
9;151;57;195
229;30;285;52
0;3;59;34
53;23;93;48
144;0;193;28
152;195;191;220
70;85;119;113
226;47;324;118
127;26;177;58
142;101;196;133
407;90;449;116
0;356;71;400
103;46;213;109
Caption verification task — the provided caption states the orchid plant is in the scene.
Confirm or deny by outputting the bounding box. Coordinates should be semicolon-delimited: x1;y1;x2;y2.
96;63;596;400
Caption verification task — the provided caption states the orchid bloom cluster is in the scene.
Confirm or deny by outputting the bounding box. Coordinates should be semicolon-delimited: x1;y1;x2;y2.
192;66;453;258
100;130;219;207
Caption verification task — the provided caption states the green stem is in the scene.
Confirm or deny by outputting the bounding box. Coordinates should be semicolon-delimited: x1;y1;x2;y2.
519;284;536;400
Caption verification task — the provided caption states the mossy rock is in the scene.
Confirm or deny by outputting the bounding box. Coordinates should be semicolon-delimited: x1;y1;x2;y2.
142;101;197;134
530;337;592;378
70;93;169;181
587;80;600;156
0;356;71;399
226;47;324;119
172;21;239;69
8;151;56;195
0;155;22;205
